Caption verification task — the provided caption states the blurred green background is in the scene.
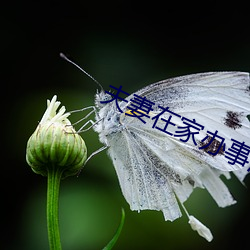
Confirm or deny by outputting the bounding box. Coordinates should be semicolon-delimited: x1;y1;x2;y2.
2;2;250;250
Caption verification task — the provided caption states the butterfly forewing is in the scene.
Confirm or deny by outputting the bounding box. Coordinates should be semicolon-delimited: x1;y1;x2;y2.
97;71;250;223
123;72;250;172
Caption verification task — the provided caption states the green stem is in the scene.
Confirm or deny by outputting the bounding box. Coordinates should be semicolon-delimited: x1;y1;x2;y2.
47;165;63;250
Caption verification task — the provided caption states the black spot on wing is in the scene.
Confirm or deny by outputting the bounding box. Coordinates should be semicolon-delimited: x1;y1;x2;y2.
246;84;250;95
199;136;225;157
224;111;243;129
186;177;195;186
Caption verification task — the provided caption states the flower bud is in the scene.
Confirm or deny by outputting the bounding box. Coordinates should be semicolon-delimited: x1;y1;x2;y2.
26;95;87;178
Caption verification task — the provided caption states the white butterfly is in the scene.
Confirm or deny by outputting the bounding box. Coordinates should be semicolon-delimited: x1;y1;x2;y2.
61;54;250;242
91;72;250;242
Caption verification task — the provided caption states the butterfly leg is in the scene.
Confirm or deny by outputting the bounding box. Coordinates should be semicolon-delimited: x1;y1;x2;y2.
70;106;96;126
77;119;99;132
77;145;108;176
68;106;102;132
85;145;108;165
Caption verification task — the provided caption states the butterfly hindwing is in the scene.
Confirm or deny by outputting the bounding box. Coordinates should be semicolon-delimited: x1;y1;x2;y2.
107;124;183;221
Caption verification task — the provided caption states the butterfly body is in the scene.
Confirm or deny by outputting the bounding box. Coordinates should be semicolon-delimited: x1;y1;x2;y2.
94;92;125;144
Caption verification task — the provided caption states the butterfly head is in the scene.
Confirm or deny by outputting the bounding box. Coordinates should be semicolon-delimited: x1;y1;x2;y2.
94;90;112;109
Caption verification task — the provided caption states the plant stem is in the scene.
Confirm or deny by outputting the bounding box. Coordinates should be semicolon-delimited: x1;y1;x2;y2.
47;165;63;250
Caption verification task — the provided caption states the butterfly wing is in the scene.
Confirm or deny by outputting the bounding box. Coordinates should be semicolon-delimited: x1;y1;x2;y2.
107;123;182;221
107;114;237;221
125;71;250;173
104;72;249;221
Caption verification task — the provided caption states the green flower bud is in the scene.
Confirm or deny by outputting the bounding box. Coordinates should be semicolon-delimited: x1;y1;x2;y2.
26;95;87;178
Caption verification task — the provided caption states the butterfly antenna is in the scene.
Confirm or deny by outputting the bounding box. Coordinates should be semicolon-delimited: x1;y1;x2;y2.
60;53;104;91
